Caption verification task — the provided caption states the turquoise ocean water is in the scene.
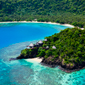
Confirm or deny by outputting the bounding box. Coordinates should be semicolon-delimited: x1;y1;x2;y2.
0;22;85;85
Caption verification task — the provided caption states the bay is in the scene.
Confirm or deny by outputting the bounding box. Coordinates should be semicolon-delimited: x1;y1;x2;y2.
0;22;85;85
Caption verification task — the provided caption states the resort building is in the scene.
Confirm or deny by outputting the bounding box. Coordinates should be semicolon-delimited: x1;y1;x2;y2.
38;40;43;46
44;39;47;41
34;19;37;21
46;46;49;49
52;46;56;49
81;28;84;30
35;42;39;47
28;43;34;48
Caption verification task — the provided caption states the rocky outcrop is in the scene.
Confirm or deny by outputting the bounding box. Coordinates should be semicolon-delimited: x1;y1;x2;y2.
41;56;61;67
41;56;85;73
16;54;29;59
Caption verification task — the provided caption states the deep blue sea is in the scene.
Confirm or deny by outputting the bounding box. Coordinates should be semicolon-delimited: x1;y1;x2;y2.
0;22;85;85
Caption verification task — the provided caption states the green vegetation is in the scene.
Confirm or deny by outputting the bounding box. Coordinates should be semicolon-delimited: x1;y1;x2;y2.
20;28;85;69
42;28;85;67
0;0;85;28
21;47;38;58
37;47;45;57
21;49;30;57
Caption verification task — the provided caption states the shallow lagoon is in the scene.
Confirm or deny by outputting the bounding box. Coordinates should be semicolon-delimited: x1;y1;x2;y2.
0;22;85;85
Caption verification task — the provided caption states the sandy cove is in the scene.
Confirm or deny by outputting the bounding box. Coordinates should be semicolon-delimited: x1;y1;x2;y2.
24;57;43;63
0;21;74;28
1;21;85;29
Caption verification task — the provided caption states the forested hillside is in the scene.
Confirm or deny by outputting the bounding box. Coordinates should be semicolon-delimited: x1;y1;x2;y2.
0;0;85;27
17;28;85;71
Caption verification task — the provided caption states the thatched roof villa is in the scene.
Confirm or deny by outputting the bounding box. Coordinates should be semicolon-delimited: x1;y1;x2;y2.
28;43;34;48
38;40;43;46
52;46;56;49
38;40;43;44
46;46;49;49
44;39;47;41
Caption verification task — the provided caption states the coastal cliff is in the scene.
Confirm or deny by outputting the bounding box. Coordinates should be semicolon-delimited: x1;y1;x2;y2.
17;28;85;72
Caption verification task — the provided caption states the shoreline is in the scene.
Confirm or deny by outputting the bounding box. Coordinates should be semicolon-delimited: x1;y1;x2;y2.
24;57;43;63
2;21;84;73
0;21;74;28
24;57;85;73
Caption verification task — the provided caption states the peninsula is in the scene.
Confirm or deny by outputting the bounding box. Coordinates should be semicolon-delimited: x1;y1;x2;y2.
16;27;85;72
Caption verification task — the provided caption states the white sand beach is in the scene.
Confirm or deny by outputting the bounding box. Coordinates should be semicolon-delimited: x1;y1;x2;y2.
24;57;43;63
0;21;74;28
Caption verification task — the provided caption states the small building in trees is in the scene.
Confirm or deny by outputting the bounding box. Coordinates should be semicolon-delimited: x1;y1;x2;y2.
52;46;56;49
35;42;39;47
46;46;49;49
44;39;47;41
38;40;43;46
28;43;34;48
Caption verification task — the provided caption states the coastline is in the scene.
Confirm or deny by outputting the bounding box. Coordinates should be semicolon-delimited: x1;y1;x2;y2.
0;21;74;28
1;21;84;73
24;57;43;63
24;57;85;73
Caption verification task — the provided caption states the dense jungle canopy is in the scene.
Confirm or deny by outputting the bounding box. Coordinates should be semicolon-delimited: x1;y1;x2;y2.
0;0;85;27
